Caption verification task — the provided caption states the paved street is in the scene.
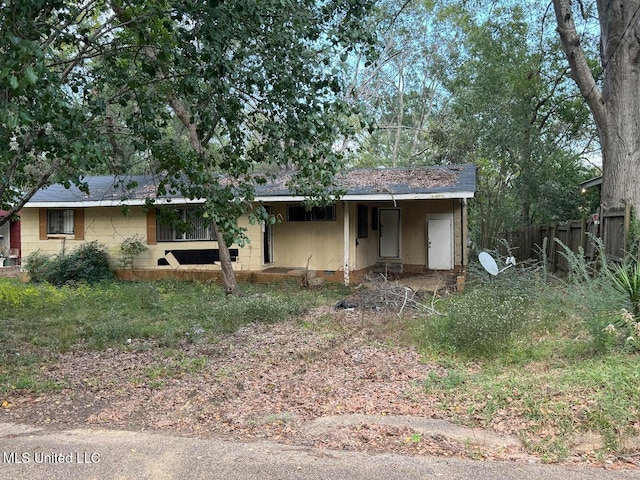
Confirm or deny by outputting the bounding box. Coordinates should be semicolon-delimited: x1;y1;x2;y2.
1;422;638;480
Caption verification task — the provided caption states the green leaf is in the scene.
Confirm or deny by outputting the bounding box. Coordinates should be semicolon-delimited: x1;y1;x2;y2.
24;66;38;85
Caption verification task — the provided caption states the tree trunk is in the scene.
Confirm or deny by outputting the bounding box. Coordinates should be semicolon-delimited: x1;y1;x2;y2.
554;0;640;214
392;63;404;168
599;105;640;212
214;221;240;295
597;0;640;211
116;12;243;296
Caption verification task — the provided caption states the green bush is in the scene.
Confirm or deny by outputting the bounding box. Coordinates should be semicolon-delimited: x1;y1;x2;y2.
23;250;51;283
119;234;148;268
567;282;623;354
610;260;640;317
0;279;55;310
599;258;640;352
554;237;639;354
24;241;115;286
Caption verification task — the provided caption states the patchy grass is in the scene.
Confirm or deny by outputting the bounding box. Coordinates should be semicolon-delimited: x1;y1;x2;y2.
2;272;640;463
0;278;345;392
419;355;640;462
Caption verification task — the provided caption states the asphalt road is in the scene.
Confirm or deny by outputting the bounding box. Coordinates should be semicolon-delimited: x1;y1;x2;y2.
1;422;638;480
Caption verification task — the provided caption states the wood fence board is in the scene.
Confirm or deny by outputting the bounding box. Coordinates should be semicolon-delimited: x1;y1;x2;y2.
502;207;630;272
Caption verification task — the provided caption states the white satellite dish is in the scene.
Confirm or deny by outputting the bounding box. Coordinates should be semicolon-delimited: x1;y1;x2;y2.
479;252;499;275
478;252;516;276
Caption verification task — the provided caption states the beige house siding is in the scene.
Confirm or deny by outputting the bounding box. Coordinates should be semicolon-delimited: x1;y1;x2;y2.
20;206;264;272
235;214;264;271
269;203;344;272
402;201;425;267
265;199;467;274
350;199;465;271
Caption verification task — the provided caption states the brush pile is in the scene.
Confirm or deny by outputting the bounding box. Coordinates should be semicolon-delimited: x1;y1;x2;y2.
335;274;441;316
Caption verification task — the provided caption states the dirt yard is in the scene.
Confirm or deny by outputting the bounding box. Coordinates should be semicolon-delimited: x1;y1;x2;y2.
0;304;635;470
0;307;505;454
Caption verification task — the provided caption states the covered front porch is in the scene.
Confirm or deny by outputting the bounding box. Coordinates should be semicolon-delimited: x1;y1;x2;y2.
262;198;469;286
251;164;475;286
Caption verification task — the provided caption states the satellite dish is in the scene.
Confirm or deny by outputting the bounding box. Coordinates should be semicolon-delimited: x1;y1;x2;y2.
479;252;516;276
479;252;499;275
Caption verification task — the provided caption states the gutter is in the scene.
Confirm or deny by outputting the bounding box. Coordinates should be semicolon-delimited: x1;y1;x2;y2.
25;191;476;209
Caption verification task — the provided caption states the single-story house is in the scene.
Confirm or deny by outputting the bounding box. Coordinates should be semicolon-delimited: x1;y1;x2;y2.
20;164;476;285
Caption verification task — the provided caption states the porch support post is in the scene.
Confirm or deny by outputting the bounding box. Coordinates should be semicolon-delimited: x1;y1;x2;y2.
343;202;350;285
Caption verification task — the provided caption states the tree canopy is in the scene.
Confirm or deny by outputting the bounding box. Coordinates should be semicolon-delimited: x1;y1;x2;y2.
347;0;600;248
1;0;375;292
0;0;374;226
2;0;618;260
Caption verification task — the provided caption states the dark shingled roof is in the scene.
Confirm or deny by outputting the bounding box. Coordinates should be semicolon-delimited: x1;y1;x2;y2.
254;164;476;197
28;175;180;204
26;164;475;205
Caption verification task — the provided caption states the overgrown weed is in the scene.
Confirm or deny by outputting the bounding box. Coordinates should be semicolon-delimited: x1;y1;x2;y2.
412;240;640;459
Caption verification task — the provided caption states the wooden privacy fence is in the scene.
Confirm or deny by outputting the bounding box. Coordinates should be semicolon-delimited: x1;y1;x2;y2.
501;205;632;273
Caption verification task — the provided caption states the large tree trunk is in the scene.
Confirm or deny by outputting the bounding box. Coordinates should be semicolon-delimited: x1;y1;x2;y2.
554;0;640;214
599;102;640;212
596;1;640;211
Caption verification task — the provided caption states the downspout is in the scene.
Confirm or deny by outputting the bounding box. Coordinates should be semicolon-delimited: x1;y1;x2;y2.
343;202;350;285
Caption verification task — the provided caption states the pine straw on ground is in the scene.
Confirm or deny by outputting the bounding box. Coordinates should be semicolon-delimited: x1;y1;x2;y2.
0;306;634;468
0;307;489;457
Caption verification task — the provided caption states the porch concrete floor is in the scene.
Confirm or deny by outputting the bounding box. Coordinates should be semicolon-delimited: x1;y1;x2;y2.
261;267;304;274
260;267;459;292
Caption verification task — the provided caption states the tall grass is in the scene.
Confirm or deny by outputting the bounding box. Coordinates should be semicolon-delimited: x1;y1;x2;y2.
413;241;640;458
416;268;559;357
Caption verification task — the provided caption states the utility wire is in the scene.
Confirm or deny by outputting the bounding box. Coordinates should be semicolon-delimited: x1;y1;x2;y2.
577;1;640;101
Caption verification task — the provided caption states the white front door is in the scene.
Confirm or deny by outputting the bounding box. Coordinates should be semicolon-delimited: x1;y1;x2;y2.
379;208;400;258
427;214;454;270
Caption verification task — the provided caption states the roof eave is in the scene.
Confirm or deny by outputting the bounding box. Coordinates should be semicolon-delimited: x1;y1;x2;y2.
580;176;602;189
255;191;475;202
24;191;475;208
23;198;204;208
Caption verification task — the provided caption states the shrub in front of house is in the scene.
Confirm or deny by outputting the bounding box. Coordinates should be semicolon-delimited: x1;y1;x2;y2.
24;241;114;286
23;250;51;284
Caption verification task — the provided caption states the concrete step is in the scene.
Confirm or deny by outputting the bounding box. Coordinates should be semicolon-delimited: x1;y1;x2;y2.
371;262;403;274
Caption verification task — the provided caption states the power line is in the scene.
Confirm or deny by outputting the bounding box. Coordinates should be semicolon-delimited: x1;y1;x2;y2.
580;1;640;101
602;2;640;71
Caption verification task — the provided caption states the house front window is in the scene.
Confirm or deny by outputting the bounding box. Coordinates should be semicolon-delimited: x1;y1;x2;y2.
156;207;217;241
47;209;75;235
287;205;336;222
357;204;369;238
